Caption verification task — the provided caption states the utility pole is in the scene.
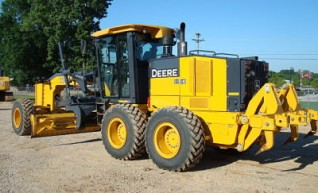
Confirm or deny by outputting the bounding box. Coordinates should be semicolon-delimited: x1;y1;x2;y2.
299;69;302;87
290;67;294;84
192;33;204;54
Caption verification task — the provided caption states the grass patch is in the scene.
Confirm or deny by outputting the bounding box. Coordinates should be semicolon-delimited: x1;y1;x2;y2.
14;95;35;101
300;101;318;110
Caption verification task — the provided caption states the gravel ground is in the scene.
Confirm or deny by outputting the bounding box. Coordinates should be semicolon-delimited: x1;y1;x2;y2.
1;102;317;193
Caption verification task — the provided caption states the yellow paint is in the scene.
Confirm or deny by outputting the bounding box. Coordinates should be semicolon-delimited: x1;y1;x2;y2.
179;56;227;111
308;109;318;120
104;82;111;96
92;24;175;39
0;76;10;91
153;122;181;159
107;118;127;149
207;123;239;145
30;112;100;137
150;77;179;96
277;84;300;111
196;111;240;145
13;107;22;128
35;74;75;111
228;92;240;96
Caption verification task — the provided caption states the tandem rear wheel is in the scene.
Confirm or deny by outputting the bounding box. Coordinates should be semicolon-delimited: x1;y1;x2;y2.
145;106;205;172
101;105;205;171
101;104;147;160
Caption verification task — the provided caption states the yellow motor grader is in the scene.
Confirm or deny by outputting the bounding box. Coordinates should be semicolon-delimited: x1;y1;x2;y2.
11;23;318;171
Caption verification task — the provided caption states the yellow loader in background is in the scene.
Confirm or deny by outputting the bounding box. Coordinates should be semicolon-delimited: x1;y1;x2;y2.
0;70;13;101
11;22;317;171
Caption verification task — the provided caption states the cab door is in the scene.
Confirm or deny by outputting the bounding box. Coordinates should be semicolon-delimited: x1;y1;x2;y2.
99;34;130;100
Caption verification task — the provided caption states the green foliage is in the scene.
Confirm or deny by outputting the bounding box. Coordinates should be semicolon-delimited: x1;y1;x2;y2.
271;68;317;89
278;69;294;80
268;71;286;87
0;0;112;86
310;75;318;89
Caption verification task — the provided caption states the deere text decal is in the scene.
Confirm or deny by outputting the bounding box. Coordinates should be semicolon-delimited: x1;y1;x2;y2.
151;68;178;78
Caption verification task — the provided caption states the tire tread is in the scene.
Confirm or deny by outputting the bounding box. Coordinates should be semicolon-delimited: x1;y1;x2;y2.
146;106;205;171
101;104;147;160
12;99;34;136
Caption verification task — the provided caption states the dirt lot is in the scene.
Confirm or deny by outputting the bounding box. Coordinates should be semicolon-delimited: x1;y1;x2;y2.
1;101;317;193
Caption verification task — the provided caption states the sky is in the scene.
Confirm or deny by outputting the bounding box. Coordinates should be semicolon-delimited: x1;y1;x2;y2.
100;0;318;73
0;0;317;73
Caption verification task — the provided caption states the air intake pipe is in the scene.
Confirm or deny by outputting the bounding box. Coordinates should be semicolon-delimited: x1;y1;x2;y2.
177;22;187;56
162;35;174;57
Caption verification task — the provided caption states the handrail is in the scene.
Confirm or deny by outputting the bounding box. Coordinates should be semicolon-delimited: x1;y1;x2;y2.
189;50;216;56
189;50;239;58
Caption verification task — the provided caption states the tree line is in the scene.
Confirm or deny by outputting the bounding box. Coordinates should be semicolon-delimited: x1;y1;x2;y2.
0;0;112;86
1;0;317;90
269;69;318;89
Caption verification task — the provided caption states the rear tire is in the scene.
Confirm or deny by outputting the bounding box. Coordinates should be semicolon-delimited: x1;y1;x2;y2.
11;99;34;136
145;106;205;171
101;104;147;160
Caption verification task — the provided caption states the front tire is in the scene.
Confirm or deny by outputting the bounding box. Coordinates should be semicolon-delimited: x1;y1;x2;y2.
101;104;147;160
11;99;34;136
145;106;205;171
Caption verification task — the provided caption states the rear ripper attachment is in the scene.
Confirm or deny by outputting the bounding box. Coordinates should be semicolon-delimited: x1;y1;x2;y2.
235;83;318;154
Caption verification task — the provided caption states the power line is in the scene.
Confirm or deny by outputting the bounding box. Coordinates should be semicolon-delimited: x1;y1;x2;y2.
240;54;318;56
259;58;318;61
238;53;318;60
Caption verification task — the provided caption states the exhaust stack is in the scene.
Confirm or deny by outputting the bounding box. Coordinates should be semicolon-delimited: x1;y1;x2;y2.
178;22;187;56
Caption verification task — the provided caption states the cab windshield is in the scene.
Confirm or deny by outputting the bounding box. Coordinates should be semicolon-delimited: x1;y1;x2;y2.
136;34;164;62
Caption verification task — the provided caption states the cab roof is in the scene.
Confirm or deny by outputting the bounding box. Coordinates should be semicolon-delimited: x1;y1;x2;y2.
91;24;175;39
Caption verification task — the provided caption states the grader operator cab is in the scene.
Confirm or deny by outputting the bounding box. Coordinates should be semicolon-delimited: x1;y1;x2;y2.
12;23;318;171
